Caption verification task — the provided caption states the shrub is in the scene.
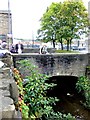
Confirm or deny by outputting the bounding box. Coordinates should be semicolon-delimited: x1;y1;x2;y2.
76;76;90;108
13;59;75;119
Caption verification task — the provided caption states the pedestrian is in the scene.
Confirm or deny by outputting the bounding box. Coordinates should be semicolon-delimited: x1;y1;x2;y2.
15;41;24;54
0;40;2;49
1;40;7;49
10;44;16;53
40;45;48;54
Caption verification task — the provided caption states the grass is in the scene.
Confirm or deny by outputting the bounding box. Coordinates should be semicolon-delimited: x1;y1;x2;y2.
55;49;79;53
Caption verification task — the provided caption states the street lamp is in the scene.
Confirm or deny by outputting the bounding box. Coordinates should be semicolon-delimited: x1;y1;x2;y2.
7;0;12;49
8;0;10;34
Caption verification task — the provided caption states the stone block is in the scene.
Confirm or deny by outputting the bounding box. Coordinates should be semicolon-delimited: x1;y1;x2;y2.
0;104;15;118
0;90;10;97
0;83;9;90
9;82;19;103
0;97;15;118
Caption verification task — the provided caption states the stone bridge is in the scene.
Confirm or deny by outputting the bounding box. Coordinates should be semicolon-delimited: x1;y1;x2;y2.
13;53;89;77
0;52;90;119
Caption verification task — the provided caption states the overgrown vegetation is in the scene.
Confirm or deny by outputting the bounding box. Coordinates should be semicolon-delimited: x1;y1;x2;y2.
13;59;75;119
76;76;90;109
13;68;29;118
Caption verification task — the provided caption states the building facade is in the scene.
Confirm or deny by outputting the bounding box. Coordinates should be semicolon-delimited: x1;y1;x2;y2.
0;10;12;46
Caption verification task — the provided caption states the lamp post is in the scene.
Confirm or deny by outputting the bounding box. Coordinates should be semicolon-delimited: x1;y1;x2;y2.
7;0;12;49
8;0;10;34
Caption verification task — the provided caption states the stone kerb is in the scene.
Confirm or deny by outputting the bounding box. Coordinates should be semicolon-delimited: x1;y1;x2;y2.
0;54;20;119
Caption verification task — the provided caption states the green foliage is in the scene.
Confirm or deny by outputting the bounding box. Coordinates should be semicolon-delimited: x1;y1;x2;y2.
55;49;78;53
38;0;89;50
15;59;75;119
17;59;58;118
76;76;90;108
13;68;29;119
44;112;76;120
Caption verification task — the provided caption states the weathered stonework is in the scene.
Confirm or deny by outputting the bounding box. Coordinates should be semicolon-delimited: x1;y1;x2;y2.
13;53;88;77
0;54;20;119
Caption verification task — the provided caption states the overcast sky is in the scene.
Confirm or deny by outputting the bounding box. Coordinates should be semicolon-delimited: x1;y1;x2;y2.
0;0;89;39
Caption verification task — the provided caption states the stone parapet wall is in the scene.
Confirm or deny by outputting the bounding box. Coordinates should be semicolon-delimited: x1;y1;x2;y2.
13;53;88;77
0;54;21;119
23;48;56;53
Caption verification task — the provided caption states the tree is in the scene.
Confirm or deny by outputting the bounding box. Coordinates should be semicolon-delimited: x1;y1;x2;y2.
37;0;89;50
38;2;62;48
60;0;89;50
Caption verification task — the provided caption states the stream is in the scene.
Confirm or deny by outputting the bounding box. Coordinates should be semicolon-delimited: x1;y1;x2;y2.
48;76;90;120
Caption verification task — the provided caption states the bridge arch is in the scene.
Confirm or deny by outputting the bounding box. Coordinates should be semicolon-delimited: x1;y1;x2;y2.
47;75;78;95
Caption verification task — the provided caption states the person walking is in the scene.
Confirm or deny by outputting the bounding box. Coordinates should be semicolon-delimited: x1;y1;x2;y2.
15;41;24;54
1;40;7;49
10;44;16;53
39;45;48;54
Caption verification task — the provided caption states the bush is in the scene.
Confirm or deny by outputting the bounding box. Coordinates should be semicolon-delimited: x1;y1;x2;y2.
76;76;90;108
13;59;75;119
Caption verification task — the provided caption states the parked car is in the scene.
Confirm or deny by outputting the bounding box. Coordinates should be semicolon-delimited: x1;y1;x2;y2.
78;47;86;51
78;47;88;53
71;46;78;50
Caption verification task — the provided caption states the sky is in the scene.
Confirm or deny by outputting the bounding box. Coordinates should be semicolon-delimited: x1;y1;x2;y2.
0;0;89;40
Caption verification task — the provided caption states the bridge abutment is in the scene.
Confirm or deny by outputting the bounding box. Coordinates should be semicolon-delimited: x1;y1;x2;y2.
0;54;21;119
